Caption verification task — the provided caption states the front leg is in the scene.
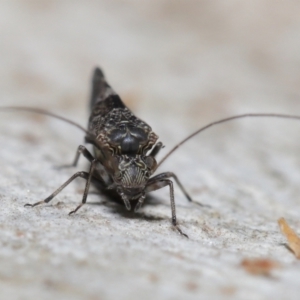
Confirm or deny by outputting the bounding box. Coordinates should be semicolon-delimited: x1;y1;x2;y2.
67;145;111;186
25;159;110;214
25;171;91;208
145;179;188;238
69;158;98;215
148;172;207;207
58;145;94;169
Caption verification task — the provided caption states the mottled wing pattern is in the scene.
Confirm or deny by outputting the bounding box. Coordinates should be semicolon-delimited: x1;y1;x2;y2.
88;68;158;156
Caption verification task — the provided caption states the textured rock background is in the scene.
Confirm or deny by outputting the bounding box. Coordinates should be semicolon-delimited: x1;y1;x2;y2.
1;1;300;299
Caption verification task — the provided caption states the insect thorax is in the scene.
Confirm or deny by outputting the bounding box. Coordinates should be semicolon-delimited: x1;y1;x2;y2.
89;100;158;155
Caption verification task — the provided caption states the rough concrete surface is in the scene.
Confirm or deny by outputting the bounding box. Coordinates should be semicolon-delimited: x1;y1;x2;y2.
1;1;300;300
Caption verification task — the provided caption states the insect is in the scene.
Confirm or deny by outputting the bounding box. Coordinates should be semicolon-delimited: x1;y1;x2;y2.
2;67;300;237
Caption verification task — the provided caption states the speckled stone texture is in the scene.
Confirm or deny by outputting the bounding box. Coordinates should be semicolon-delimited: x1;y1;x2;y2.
1;1;300;300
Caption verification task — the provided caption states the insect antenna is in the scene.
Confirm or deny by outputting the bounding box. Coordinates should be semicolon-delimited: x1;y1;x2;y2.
0;106;89;134
157;113;300;168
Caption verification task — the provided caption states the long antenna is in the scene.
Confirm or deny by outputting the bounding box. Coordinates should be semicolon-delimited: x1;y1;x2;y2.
157;113;300;168
0;106;89;134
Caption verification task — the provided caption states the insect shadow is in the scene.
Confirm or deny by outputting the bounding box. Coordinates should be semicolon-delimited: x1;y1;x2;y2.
2;67;300;238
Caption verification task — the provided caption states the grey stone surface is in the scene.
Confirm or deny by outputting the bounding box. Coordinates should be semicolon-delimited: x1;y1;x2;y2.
1;1;300;299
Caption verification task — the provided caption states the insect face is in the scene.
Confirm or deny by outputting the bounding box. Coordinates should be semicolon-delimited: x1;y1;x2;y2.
113;154;156;192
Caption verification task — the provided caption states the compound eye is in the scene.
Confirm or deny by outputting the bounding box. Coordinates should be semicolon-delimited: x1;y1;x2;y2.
144;156;156;170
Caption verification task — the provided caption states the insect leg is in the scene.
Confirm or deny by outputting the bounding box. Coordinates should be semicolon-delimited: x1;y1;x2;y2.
148;172;206;207
145;179;188;238
67;146;112;186
57;145;94;169
148;142;163;158
25;171;91;207
71;145;94;166
148;172;191;200
69;159;98;215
